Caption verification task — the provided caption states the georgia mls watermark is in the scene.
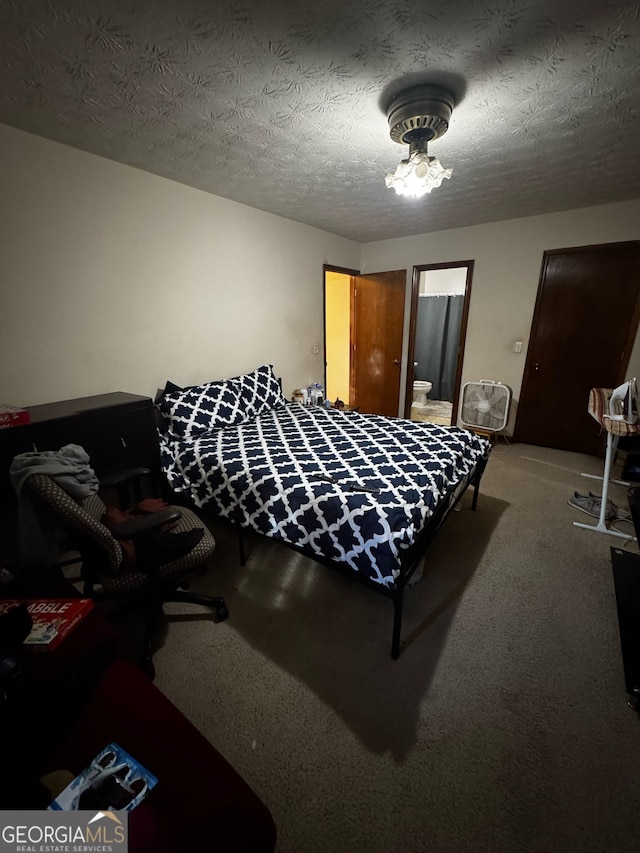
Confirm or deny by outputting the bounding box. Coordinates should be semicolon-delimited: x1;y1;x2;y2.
0;811;128;853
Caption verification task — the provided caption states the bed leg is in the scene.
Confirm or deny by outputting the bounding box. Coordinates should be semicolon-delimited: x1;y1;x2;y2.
237;526;247;566
471;454;489;511
391;590;404;659
471;483;479;511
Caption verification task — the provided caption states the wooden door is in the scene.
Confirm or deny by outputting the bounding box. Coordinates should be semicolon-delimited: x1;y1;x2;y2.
515;242;640;454
351;270;406;417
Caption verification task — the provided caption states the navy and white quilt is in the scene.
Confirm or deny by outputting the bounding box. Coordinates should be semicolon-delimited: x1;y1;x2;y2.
159;403;490;588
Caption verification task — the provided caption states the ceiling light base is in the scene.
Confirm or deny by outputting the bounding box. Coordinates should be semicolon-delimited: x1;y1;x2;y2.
386;84;455;145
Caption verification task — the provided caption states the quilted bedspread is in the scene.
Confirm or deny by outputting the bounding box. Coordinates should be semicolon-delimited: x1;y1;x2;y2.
159;403;490;588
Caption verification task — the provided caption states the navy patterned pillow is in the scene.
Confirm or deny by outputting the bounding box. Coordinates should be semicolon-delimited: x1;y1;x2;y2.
235;364;286;418
160;380;244;438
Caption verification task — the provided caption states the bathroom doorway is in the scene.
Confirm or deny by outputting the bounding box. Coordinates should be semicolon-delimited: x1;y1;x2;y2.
404;261;473;425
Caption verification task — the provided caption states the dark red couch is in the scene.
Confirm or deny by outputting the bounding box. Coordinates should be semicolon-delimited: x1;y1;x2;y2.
54;657;277;852
0;568;276;852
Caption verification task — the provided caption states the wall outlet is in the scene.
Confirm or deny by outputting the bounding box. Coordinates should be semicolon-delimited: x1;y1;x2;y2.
514;341;523;353
313;344;320;355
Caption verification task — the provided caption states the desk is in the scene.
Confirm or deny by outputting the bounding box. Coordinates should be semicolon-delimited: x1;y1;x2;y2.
573;388;640;539
610;547;640;708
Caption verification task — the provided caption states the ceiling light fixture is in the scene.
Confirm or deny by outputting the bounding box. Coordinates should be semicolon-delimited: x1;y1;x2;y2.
385;84;454;198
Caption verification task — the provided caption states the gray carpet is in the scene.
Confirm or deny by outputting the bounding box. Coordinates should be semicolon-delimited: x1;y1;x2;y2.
148;443;640;852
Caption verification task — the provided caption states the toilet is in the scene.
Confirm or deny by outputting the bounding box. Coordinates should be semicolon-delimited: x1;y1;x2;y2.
412;380;433;408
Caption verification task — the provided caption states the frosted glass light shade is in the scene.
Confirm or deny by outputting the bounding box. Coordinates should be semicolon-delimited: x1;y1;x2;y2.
385;151;452;198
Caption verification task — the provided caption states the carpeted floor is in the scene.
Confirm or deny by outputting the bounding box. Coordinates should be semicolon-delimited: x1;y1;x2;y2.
143;443;640;853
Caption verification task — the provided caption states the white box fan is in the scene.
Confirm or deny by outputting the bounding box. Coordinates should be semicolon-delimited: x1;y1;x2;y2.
461;380;512;432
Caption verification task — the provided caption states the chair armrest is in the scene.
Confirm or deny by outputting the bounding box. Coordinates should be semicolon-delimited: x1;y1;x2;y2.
109;508;182;539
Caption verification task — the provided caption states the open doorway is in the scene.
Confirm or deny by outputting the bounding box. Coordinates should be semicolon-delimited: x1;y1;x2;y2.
324;267;354;405
405;261;473;425
324;265;406;416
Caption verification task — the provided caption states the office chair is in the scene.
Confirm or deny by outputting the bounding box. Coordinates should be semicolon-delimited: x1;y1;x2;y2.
21;469;228;678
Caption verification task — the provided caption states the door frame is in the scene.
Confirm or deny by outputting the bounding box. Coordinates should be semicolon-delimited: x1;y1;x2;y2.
404;260;474;422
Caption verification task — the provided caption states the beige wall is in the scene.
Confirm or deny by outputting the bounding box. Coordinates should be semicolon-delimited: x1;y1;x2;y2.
1;121;639;430
0;123;359;406
361;200;640;426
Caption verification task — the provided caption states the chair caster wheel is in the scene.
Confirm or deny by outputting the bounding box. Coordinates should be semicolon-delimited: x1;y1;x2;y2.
216;605;229;622
627;690;640;713
141;657;156;681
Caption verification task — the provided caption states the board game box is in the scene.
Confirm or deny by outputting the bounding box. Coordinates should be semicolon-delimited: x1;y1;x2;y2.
0;598;94;652
49;742;158;811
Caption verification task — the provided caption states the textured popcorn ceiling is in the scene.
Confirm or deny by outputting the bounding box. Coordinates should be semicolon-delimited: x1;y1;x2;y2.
1;0;639;242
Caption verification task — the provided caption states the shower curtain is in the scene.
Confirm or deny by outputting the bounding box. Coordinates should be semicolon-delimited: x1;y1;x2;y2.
414;294;464;401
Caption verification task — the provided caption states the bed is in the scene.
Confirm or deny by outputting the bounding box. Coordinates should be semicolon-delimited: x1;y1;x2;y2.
156;365;491;658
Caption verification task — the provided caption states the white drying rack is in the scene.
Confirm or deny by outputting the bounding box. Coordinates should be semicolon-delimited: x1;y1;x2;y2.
574;388;640;539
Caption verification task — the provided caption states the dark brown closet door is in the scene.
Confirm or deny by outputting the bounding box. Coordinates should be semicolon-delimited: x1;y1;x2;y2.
515;241;640;454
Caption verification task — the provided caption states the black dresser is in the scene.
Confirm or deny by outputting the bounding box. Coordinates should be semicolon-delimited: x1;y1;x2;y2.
0;392;161;515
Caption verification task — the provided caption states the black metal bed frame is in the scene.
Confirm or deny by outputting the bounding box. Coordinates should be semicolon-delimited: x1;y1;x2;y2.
232;447;491;659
